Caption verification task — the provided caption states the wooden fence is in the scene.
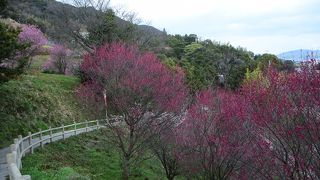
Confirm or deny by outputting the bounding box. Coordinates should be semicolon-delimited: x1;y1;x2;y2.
6;119;107;180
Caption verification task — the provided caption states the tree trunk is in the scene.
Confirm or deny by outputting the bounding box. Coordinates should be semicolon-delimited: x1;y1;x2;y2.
122;156;130;180
167;175;175;180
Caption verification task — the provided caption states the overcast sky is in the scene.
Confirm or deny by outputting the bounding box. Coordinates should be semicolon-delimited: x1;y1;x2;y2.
107;0;320;54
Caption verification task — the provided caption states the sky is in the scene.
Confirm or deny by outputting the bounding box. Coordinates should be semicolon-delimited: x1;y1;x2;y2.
108;0;320;54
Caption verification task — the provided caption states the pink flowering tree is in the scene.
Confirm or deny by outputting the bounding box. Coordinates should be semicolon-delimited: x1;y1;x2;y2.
242;62;320;179
175;89;254;179
43;44;71;74
18;25;47;67
77;42;188;179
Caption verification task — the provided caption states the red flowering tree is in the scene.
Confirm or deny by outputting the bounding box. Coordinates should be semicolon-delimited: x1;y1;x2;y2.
242;62;320;179
175;89;253;179
77;42;188;179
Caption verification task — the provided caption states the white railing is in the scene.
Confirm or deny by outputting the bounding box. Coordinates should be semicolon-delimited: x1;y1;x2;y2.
6;119;107;180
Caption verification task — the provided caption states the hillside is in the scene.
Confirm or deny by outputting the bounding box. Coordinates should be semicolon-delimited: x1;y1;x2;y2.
0;70;100;148
7;0;165;46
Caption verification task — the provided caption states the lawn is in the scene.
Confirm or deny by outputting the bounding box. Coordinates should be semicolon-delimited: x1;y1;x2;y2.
29;55;49;72
21;130;167;180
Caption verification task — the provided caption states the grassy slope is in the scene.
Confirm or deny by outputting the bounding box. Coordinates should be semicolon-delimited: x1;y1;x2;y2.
0;71;96;148
21;130;167;180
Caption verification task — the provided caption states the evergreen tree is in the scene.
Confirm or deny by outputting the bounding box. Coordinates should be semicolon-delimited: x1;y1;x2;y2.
0;22;28;83
0;22;23;64
88;9;118;46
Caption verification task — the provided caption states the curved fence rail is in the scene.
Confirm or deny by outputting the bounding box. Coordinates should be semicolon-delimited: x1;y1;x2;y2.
5;119;108;180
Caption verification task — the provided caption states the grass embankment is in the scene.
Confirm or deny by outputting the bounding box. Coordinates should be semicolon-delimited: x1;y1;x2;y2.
0;70;95;148
21;130;166;180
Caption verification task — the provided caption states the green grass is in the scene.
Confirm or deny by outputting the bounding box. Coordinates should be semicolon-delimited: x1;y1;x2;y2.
21;130;167;180
0;72;99;148
30;55;49;71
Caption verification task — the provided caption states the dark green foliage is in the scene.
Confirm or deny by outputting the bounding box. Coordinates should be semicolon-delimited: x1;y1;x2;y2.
227;63;246;89
255;53;282;71
165;37;255;91
0;0;7;16
86;9;141;47
88;9;118;46
183;42;220;89
183;34;197;44
167;35;187;59
0;22;29;83
280;60;295;72
0;22;21;63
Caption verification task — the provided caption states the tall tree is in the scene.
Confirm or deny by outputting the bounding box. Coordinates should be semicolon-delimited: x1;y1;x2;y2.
78;42;188;179
87;9;118;46
255;53;282;71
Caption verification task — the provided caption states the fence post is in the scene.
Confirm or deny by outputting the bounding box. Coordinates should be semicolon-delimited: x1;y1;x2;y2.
85;120;88;132
12;151;17;166
6;152;14;166
17;136;23;169
14;138;20;169
11;149;18;169
96;120;99;129
10;144;15;152
62;124;65;140
6;153;14;179
18;135;24;157
28;132;33;154
40;129;44;149
74;121;77;135
50;126;53;143
13;138;19;166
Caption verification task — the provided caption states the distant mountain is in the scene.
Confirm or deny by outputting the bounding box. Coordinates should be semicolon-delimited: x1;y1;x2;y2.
278;49;320;62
